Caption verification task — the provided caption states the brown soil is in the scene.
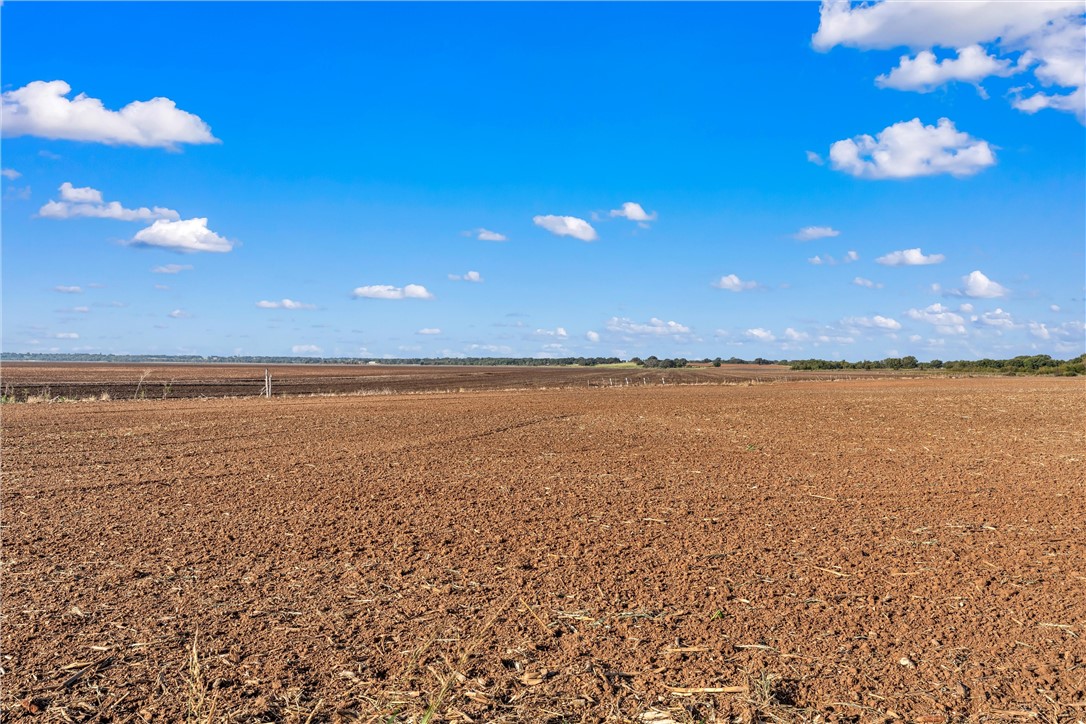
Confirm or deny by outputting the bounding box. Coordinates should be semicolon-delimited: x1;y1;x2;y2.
1;362;915;402
2;377;1084;722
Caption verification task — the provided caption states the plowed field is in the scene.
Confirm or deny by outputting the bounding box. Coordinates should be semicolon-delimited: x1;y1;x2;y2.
2;377;1084;722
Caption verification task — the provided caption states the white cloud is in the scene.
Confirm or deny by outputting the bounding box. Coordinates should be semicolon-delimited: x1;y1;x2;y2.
2;80;220;148
40;182;180;221
535;327;569;338
2;168;22;180
853;276;884;289
417;328;442;335
131;218;233;253
906;303;967;335
54;285;82;293
533;214;598;241
352;284;434;300
168;309;190;319
957;270;1008;299
586;330;600;343
876;45;1019;92
606;317;691;336
793;225;840;241
152;264;193;274
829;118;995;179
976;308;1016;330
813;1;1085;122
806;150;825;165
844;315;902;330
449;270;483;283
745;328;776;343
713;274;759;292
784;328;810;341
610;202;658;223
473;228;508;242
256;299;316;310
809;251;859;266
292;344;322;355
876;247;945;266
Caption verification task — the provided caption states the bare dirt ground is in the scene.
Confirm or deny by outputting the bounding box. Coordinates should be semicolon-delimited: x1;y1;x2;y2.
1;362;910;402
2;377;1084;722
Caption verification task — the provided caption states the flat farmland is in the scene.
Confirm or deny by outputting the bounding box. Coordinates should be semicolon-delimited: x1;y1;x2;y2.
2;377;1084;722
1;362;907;402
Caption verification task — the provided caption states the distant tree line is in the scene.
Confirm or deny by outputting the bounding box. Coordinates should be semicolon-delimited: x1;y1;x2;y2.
790;354;1084;376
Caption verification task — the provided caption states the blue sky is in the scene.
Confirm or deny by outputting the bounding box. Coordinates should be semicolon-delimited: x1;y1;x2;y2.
3;1;1084;360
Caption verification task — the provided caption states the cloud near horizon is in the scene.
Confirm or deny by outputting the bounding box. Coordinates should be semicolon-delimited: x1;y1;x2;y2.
2;80;220;148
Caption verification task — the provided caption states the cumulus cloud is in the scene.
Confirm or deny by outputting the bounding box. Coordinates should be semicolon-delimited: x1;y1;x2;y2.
55;285;82;293
843;315;902;330
959;270;1010;298
876;248;945;266
131;218;234;253
813;1;1085;121
713;274;759;292
853;276;884;289
472;228;507;242
829;118;994;180
745;328;776;343
586;330;600;343
906;303;968;335
793;225;840;241
976;308;1016;330
784;328;810;341
39;182;179;222
829;118;995;179
256;299;316;310
535;327;569;338
417;328;442;335
606;317;691;337
2;80;220;148
292;344;322;354
533;214;598;241
2;168;21;180
352;284;434;300
152;264;192;274
876;45;1019;92
609;202;658;224
449;270;483;282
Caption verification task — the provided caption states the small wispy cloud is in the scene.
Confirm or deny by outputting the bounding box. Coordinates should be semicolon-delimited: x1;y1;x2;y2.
352;284;434;300
876;248;945;266
152;264;193;274
609;202;658;226
533;214;597;241
256;298;316;310
713;274;759;292
40;182;179;222
466;227;507;242
853;276;883;289
793;225;839;241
